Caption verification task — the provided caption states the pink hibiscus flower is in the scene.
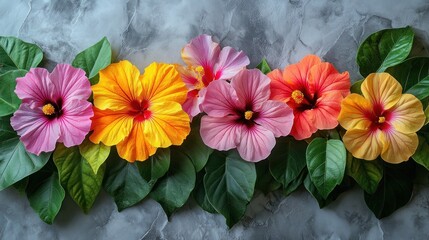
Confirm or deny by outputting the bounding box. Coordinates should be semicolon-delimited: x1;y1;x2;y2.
11;64;94;155
200;69;294;162
178;34;250;118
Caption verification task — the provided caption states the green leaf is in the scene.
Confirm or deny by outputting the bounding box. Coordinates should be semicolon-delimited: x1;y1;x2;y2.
283;168;307;196
27;172;65;224
53;144;105;213
385;57;429;92
140;148;170;183
350;79;363;94
79;138;110;174
304;174;331;208
0;117;51;190
0;36;43;73
364;161;415;218
256;58;272;74
150;149;196;216
13;177;29;194
204;150;256;228
357;26;414;77
412;135;429;171
193;171;217;214
269;137;307;190
346;153;383;194
406;75;429;100
0;70;27;116
72;37;111;85
306;138;346;199
255;160;281;194
425;105;429;125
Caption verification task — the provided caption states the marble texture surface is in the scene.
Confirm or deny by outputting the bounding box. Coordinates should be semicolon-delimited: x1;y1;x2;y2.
1;0;429;239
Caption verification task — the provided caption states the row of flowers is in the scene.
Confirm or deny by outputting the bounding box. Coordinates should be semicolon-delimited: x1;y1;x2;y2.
0;26;427;226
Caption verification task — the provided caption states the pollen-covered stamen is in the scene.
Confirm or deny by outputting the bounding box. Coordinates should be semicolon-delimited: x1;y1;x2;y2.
244;110;253;120
42;103;56;116
291;90;305;104
378;116;386;123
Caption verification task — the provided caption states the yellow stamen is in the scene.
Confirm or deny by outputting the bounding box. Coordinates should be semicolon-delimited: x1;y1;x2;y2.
195;80;205;90
195;65;204;74
378;116;386;123
42;103;55;116
291;90;304;104
244;110;253;120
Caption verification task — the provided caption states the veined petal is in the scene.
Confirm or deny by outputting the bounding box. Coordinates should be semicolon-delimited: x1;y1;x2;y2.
308;62;350;97
93;60;142;110
201;79;242;117
11;104;60;155
200;115;241;151
361;73;402;110
282;55;322;91
268;69;294;103
116;122;157;162
176;65;201;90
57;99;93;147
50;64;92;102
213;46;250;80
338;94;373;130
254;100;294;137
181;34;220;69
237;125;276;162
89;108;134;146
141;63;188;104
389;94;425;134
144;101;190;148
182;90;201;118
343;129;386;161
15;68;54;104
290;109;317;140
381;130;418;164
231;69;270;110
313;92;343;130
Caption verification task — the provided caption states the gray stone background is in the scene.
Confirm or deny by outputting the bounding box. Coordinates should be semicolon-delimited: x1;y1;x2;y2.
1;0;429;239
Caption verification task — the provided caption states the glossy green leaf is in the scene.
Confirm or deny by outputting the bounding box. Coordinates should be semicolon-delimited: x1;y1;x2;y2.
255;160;281;194
412;135;429;171
72;37;111;85
13;177;29;194
357;26;414;77
204;150;256;228
386;57;429;92
306;138;346;199
0;36;43;73
53;145;105;213
346;153;383;194
140;148;170;183
425;105;429;125
150;149;196;216
283;168;307;196
269;137;307;190
27;172;65;224
304;174;332;208
364;161;415;218
0;70;27;116
79;138;110;174
256;58;272;74
406;75;429;100
0;117;51;190
193;171;217;214
350;79;363;94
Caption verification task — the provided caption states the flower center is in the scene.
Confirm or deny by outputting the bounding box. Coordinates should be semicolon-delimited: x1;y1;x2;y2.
378;116;386;123
244;110;253;120
130;100;152;122
42;103;56;116
291;90;304;104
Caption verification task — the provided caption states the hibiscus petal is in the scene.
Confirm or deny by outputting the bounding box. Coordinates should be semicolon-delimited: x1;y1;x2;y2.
389;93;425;134
282;55;321;91
89;108;134;146
11;104;60;155
213;46;250;80
15;68;54;104
338;93;373;130
182;90;201;119
50;64;91;102
200;115;241;151
254;100;294;137
290;110;317;140
343;129;386;161
144;101;190;148
268;69;294;103
381;130;418;164
237;125;276;162
181;34;220;69
231;69;270;110
141;63;188;104
117;122;157;162
176;65;200;89
57;99;94;147
201;79;242;117
312;92;343;130
307;62;350;97
93;60;142;110
361;73;402;110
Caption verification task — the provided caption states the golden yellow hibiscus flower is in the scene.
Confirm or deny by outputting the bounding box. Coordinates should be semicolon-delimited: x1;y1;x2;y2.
90;60;190;162
338;72;425;164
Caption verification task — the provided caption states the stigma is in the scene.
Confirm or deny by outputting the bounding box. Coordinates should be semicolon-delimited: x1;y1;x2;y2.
291;90;304;104
42;103;56;116
378;116;386;123
244;110;253;120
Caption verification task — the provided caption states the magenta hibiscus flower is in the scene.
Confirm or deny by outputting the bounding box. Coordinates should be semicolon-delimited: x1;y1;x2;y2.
200;69;294;162
11;64;94;155
178;34;250;118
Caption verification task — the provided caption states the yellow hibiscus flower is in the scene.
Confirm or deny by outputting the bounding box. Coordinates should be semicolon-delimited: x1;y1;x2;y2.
90;60;190;162
338;72;425;164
